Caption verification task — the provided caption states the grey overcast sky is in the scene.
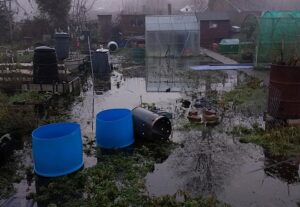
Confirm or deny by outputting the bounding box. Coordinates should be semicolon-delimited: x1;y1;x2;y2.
13;0;300;21
14;0;193;20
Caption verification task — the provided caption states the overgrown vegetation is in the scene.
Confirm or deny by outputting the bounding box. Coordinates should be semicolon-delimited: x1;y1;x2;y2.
186;70;227;85
0;92;56;134
0;93;35;135
0;159;22;199
28;141;228;207
222;75;263;106
16;51;33;63
232;125;300;157
178;122;205;131
9;92;51;104
35;0;71;30
0;91;74;199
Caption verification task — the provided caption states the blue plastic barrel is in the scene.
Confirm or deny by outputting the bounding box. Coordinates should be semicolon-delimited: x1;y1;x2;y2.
96;109;134;149
32;122;83;177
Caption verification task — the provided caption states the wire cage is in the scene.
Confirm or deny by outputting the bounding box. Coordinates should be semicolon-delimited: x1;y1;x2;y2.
256;11;300;66
145;15;200;57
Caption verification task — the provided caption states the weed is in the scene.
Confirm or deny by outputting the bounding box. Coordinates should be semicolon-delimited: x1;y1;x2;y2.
179;122;205;131
9;92;51;104
28;140;228;207
222;75;265;107
233;125;300;157
0;157;23;199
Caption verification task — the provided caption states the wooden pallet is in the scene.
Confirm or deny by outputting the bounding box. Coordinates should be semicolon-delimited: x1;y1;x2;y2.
22;77;81;94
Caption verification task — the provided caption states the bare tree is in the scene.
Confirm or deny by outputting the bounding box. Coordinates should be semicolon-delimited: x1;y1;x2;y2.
193;0;209;12
0;0;12;43
70;0;97;33
35;0;72;30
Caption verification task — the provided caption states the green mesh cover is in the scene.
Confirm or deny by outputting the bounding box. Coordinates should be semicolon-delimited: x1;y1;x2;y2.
257;11;300;66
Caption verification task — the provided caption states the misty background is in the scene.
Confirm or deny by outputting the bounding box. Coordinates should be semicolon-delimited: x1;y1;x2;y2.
13;0;300;21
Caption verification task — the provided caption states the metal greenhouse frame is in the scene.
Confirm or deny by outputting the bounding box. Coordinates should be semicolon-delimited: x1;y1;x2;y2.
145;15;200;57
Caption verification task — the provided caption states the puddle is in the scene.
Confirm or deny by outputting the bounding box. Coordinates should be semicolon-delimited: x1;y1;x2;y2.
146;118;300;207
146;57;238;92
1;56;299;207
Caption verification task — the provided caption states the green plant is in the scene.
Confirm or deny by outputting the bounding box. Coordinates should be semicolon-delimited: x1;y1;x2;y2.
239;127;300;156
28;140;228;207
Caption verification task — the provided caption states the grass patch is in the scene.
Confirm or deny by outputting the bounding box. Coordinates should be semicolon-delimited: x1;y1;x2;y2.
178;122;205;131
232;125;300;157
0;94;37;135
0;92;54;135
222;75;264;106
16;51;33;63
9;92;51;104
186;70;227;85
28;140;228;207
0;157;24;199
0;92;71;199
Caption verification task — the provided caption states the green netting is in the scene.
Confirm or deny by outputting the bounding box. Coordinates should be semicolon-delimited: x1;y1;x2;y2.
256;11;300;66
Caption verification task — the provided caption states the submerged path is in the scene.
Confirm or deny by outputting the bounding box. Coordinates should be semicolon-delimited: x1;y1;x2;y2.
200;48;238;64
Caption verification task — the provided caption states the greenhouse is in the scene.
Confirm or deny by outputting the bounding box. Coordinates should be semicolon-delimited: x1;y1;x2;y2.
256;11;300;66
145;15;200;57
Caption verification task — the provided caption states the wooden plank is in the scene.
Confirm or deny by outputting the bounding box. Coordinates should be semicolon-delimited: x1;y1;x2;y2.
21;78;81;94
200;47;238;64
287;119;300;127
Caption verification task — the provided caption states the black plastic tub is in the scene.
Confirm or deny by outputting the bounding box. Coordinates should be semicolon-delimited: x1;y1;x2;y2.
132;107;172;140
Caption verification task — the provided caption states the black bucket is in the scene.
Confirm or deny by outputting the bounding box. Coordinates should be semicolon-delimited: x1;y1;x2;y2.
132;107;172;140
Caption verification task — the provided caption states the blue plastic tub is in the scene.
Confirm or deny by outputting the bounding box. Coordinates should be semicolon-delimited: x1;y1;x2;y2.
32;122;83;177
96;109;134;149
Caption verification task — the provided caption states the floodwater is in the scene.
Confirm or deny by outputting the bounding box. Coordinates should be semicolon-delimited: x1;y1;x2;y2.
1;56;300;207
146;116;300;207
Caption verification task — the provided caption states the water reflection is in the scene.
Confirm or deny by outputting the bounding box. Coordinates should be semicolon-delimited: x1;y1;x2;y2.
146;57;243;93
94;75;111;94
264;150;300;184
145;125;242;197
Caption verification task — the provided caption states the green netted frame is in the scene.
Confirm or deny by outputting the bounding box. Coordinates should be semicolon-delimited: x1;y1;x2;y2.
256;11;300;66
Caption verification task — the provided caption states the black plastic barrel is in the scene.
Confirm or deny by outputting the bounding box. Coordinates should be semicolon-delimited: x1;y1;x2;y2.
132;107;172;140
33;46;59;84
55;32;70;60
92;49;111;78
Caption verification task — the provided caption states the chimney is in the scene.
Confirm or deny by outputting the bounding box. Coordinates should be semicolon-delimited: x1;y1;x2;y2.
168;3;172;15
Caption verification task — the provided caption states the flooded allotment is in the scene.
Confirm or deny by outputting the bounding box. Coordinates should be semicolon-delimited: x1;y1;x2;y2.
0;0;300;207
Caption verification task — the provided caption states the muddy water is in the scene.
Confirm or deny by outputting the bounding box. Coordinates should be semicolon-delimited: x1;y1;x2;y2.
1;56;300;207
143;59;300;207
146;117;300;207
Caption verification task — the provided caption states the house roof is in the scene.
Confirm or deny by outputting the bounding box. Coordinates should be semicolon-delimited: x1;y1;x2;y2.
197;11;230;21
210;0;300;12
120;14;146;17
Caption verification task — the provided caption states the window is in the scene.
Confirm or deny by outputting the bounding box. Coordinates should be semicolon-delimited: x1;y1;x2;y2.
131;19;137;27
209;21;218;29
138;19;144;27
